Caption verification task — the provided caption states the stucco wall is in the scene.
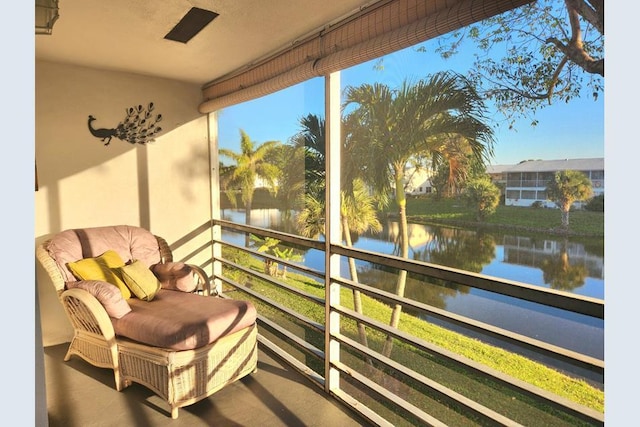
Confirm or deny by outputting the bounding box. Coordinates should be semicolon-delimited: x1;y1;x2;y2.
35;60;214;346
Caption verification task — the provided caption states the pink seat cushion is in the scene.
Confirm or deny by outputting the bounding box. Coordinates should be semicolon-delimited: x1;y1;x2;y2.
112;289;257;350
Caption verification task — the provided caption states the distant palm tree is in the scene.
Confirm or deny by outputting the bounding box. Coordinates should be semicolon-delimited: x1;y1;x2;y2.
433;134;479;197
268;142;306;223
219;129;280;238
545;170;594;229
343;71;494;357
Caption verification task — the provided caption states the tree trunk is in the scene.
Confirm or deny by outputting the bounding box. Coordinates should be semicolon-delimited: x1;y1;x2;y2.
561;202;571;228
342;215;369;349
245;198;252;247
382;170;409;358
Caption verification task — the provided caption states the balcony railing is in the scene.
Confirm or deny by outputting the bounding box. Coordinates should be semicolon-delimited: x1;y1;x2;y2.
506;179;604;189
195;219;604;426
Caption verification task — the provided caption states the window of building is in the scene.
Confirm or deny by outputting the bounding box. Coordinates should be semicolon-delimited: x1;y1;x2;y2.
506;190;520;199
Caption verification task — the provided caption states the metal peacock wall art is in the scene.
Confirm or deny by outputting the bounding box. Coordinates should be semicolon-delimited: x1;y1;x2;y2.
88;102;163;146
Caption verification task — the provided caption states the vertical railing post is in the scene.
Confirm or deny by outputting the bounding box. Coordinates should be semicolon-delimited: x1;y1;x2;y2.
209;111;223;296
325;71;342;393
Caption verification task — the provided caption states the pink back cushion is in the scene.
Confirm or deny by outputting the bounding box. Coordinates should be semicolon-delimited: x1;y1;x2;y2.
46;225;162;283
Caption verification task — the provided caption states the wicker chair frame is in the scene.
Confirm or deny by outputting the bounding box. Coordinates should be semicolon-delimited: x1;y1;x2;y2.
37;234;258;419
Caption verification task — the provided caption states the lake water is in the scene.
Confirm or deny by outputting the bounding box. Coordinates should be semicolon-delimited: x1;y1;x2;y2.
221;209;604;362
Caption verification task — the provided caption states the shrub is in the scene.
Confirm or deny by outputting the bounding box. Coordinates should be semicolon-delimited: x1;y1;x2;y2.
531;201;545;209
463;177;501;221
584;194;604;212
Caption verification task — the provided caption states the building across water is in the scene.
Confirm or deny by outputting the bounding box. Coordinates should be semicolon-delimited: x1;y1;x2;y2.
487;157;604;208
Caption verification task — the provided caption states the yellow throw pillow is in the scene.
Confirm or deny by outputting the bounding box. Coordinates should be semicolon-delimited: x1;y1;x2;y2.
67;250;132;299
116;260;161;301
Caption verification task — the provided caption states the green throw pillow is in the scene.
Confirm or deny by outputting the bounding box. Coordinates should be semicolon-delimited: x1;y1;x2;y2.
67;250;132;299
116;259;161;301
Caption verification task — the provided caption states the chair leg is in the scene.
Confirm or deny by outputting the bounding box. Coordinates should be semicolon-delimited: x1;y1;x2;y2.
171;406;179;419
114;371;131;391
63;338;77;361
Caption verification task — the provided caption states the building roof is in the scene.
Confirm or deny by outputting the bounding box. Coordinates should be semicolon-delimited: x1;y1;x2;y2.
486;164;514;174
490;158;604;173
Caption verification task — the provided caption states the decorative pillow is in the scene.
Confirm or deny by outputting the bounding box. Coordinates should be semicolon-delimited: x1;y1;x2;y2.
116;260;161;301
67;250;132;299
66;280;132;319
151;262;198;293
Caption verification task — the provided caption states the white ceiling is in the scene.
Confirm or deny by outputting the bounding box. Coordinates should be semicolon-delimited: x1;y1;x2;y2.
35;0;381;87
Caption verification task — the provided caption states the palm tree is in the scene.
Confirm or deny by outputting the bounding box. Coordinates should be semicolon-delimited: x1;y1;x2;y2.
219;129;281;230
431;134;486;198
268;142;306;224
545;170;594;229
343;71;495;357
463;176;501;221
293;113;382;348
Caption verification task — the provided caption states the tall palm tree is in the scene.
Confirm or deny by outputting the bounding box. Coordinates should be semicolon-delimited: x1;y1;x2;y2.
343;71;495;357
293;113;382;348
219;129;281;236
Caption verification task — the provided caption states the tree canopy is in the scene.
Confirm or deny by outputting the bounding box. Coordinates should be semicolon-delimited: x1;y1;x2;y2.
545;169;594;228
433;0;604;127
219;129;280;224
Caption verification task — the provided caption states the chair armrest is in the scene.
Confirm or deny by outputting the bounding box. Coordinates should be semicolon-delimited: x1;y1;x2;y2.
187;264;213;296
152;262;212;295
60;288;118;341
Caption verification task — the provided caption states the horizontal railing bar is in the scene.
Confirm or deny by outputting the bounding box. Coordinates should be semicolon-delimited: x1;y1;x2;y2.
330;387;394;427
331;359;449;427
333;332;524;426
219;274;325;334
335;276;604;374
170;220;212;251
257;334;325;387
333;305;604;425
174;240;211;264
222;257;325;307
258;314;325;361
330;244;604;319
215;218;325;251
216;237;324;280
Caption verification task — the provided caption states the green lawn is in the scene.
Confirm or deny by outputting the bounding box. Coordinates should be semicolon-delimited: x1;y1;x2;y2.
383;195;604;237
227;190;604;237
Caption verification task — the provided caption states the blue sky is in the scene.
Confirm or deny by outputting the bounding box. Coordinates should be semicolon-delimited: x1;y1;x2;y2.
218;39;604;166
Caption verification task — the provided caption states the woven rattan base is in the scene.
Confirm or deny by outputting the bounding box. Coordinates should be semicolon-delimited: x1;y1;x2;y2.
118;323;258;418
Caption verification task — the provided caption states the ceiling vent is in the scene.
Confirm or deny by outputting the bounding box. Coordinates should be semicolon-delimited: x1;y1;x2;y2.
164;7;218;43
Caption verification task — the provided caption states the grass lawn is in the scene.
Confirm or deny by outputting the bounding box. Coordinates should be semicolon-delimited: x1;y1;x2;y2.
383;195;604;237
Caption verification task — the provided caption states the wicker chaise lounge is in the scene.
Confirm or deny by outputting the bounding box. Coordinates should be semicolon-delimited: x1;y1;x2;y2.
37;225;258;419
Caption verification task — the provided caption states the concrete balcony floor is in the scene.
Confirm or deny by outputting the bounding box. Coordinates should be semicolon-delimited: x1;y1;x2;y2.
44;343;372;427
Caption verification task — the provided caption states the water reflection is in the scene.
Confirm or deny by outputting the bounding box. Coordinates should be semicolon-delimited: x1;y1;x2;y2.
376;219;604;298
356;263;469;310
503;235;604;287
